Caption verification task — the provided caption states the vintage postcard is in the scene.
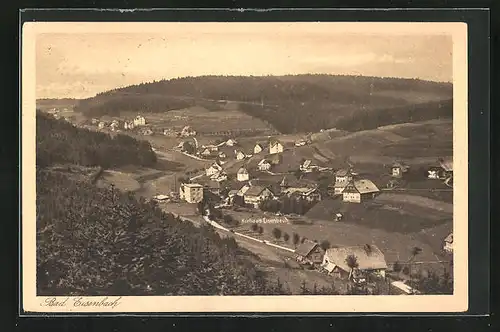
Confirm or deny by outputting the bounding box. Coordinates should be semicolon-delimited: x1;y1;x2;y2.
22;21;468;313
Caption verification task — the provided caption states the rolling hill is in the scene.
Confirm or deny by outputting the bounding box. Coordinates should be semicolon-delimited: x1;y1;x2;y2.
73;74;453;134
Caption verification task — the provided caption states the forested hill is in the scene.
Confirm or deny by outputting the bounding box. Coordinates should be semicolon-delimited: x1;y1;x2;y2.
36;169;292;296
36;110;157;168
74;74;453;134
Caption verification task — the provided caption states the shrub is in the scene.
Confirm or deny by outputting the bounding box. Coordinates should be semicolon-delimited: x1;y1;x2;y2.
320;240;331;251
272;228;282;240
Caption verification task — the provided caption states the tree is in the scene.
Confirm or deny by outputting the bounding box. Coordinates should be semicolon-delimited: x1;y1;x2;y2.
301;237;307;244
223;214;234;225
345;254;359;281
409;246;422;290
393;261;402;273
250;223;259;232
292;233;300;247
320;240;331;251
283;233;290;242
257;226;264;235
272;228;282;240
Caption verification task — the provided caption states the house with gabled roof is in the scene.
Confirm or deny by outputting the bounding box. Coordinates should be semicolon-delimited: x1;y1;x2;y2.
330;168;354;195
444;233;453;253
225;138;238;147
237;167;250;182
322;244;388;279
269;139;284;154
391;161;410;178
342;179;380;203
206;161;223;177
257;159;272;171
210;171;227;182
235;150;246;160
243;185;275;208
254;142;266;154
295;240;325;265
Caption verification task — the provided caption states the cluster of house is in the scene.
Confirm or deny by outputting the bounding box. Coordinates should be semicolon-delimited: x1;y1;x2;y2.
329;168;380;204
187;137;286;162
92;115;148;133
296;241;388;283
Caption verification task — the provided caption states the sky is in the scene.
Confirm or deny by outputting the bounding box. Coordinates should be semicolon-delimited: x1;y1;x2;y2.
35;23;453;99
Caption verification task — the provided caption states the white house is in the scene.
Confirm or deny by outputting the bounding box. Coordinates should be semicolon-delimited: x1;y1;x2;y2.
269;140;284;154
391;162;410;178
235;150;245;160
200;148;212;157
254;143;264;154
226;138;238;147
237;167;250;182
243;185;275;208
124;121;135;130
179;183;204;203
299;160;313;172
211;172;227;182
342;179;380;203
257;159;271;171
98;122;105;129
295;139;307;147
133;115;146;127
206;162;223;177
331;169;354;195
444;233;453;253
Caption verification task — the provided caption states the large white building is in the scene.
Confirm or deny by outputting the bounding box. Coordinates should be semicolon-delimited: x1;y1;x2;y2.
133;115;146;127
179;183;204;203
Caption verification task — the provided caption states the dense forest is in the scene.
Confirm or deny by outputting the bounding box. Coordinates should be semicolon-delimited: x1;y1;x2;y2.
36;170;290;295
73;74;453;134
36;111;157;168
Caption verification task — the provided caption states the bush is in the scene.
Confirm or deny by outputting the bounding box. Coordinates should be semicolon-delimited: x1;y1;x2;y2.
320;240;331;251
272;228;282;240
283;233;290;242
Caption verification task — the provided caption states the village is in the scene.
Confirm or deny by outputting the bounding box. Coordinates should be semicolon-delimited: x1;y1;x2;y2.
48;108;454;295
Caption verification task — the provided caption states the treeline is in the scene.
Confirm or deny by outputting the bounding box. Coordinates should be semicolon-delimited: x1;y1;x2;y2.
73;74;453;134
258;196;319;216
36;169;290;296
334;99;453;132
75;95;195;117
36;111;157;168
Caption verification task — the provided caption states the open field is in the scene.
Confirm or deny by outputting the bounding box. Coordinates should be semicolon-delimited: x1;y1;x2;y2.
306;194;452;233
120;106;278;136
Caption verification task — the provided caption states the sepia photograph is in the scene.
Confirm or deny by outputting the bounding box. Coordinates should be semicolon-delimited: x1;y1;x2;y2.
22;21;468;313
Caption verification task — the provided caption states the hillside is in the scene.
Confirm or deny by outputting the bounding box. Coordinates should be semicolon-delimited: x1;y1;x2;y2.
36;169;289;296
73;74;453;134
36;111;157;168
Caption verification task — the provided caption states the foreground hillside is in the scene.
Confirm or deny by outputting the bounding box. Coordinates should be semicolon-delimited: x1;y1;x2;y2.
74;74;453;134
